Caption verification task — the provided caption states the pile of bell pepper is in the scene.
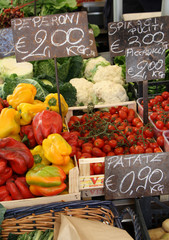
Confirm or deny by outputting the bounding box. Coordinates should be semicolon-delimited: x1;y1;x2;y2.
0;83;75;201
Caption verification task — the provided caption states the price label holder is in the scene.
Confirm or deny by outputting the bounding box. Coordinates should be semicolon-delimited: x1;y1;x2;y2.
0;28;15;58
11;11;90;115
108;16;169;57
125;44;166;123
105;152;169;200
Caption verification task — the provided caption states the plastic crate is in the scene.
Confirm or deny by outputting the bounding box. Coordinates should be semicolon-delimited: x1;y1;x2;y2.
135;197;169;240
163;130;169;152
1;200;141;240
137;97;152;120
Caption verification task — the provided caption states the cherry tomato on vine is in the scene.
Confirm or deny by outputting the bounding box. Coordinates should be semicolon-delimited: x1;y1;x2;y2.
156;135;164;147
94;138;105;148
119;110;127;120
109;106;117;115
162;91;169;100
155;120;164;130
108;139;117;148
102;144;111;153
92;147;104;157
135;145;144;154
114;147;124;155
155;95;164;103
70;116;81;123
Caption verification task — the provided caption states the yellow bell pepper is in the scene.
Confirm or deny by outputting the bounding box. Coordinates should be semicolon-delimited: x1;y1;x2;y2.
31;145;50;167
62;123;68;132
7;83;37;109
17;100;48;125
42;133;72;165
54;158;75;175
44;93;68;117
0;108;20;138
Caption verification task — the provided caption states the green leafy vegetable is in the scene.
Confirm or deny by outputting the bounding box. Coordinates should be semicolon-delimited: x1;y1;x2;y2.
0;203;6;239
59;82;77;107
89;24;100;37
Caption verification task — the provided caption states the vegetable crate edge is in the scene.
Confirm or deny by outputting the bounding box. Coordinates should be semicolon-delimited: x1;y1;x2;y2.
66;101;137;199
1;164;80;209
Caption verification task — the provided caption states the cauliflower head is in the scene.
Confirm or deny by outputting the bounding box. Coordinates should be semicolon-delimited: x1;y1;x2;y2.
92;65;124;85
70;78;94;106
84;56;110;80
93;81;128;104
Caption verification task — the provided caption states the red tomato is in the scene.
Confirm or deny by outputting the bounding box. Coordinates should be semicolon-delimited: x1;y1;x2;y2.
80;153;92;158
102;144;111;153
129;145;136;154
149;142;159;149
76;151;82;160
82;142;93;148
164;105;169;111
118;122;127;130
92;147;104;157
155;120;164;130
108;124;115;131
107;151;115;156
145;147;153;153
136;122;143;128
68;139;78;147
116;136;125;144
94;138;105;148
157;135;164;147
61;132;70;141
90;163;94;175
150;112;158;121
149;98;158;106
125;126;134;136
144;128;154;138
154;147;162;153
77;139;84;147
114;117;122;124
155;95;164;103
70;116;81;123
135;145;144;154
162;91;169;100
114;147;124;155
82;145;92;154
109;106;117;115
127;134;136;144
128;109;135;116
119;110;127;120
162;100;169;108
120;106;128;113
108;139;117;148
127;115;135;123
111;114;119;121
68;120;75;129
166;121;169;129
132;117;141;126
93;163;103;175
70;146;77;157
69;131;80;140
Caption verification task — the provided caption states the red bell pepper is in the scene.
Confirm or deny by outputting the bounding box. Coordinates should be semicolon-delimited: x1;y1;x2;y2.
0;166;13;186
32;110;63;145
6;178;23;200
20;124;37;148
0;137;34;174
0;186;12;201
0;158;7;173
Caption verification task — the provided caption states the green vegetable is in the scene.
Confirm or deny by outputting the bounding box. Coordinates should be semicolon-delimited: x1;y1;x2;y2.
59;82;77;107
32;230;43;240
3;75;49;101
32;59;55;78
89;24;100;37
7;233;19;240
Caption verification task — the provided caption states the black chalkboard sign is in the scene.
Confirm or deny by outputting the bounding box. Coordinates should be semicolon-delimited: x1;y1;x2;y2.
108;16;169;57
11;11;90;62
82;29;98;59
104;152;169;200
0;28;15;58
126;45;166;82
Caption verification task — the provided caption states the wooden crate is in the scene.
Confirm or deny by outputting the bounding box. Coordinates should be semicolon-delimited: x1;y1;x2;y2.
66;101;137;198
1;160;80;209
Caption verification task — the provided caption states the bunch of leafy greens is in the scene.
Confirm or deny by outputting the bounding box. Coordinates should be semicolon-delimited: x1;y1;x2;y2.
11;0;77;17
0;204;6;240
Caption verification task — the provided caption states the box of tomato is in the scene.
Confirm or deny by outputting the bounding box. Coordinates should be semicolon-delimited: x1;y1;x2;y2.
65;102;163;198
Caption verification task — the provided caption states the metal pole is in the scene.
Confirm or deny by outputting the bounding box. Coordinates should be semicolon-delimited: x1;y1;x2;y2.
113;0;123;22
161;0;169;16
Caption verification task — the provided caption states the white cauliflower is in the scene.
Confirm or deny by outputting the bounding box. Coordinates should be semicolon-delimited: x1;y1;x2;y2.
92;64;124;85
70;78;94;106
84;56;110;79
93;81;128;104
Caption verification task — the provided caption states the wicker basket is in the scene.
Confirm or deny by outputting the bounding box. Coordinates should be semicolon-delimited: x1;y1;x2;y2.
1;200;141;240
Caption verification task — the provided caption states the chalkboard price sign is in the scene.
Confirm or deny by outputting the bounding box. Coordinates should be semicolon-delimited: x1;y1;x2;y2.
82;29;98;58
11;11;90;62
126;45;166;82
108;16;169;57
104;152;169;200
0;28;15;58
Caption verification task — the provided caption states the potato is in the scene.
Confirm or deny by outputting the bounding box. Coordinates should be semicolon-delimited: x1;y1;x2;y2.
160;233;169;239
162;219;169;232
148;228;165;240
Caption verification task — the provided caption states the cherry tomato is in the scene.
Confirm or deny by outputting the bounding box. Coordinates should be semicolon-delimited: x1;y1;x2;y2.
125;126;134;136
145;147;153;153
114;147;124;155
76;151;82;160
70;146;77;157
107;151;115;156
82;145;92;154
94;138;105;148
77;139;84;147
149;142;159;149
144;128;154;138
111;114;119;121
132;117;141;126
150;112;158;121
127;134;136;144
61;132;70;141
92;147;104;157
82;142;93;148
135;145;144;154
102;144;111;153
108;139;117;148
162;100;169;108
109;106;117;115
119;110;127;120
164;105;169;111
149;98;158;106
155;120;164;130
155;95;164;103
120;106;128;113
90;163;94;175
108;124;115;131
129;145;136;154
70;116;81;123
162;91;169;100
156;135;164;147
154;147;162;153
68;120;75;129
93;163;103;175
80;153;92;158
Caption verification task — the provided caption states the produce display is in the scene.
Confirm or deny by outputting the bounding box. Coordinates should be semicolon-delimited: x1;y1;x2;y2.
0;83;75;201
67;105;164;175
8;229;54;240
